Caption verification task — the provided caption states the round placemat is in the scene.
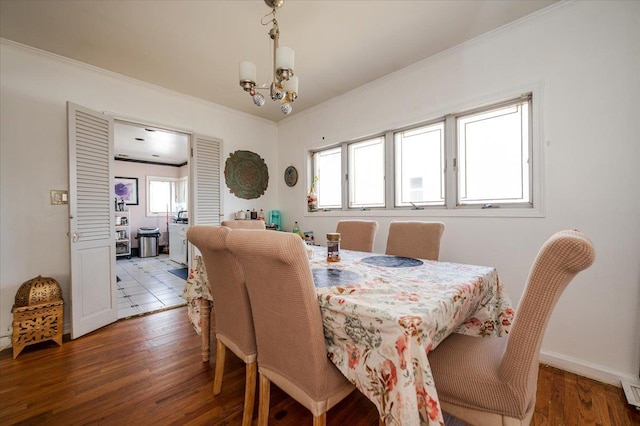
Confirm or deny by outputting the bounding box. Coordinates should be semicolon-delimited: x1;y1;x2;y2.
312;268;362;288
360;256;423;268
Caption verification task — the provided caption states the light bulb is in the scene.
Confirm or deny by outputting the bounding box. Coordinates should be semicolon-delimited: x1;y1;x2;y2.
281;103;292;115
274;88;285;100
253;92;265;106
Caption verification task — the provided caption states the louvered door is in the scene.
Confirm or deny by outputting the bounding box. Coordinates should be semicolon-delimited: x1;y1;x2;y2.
68;102;117;338
192;135;223;226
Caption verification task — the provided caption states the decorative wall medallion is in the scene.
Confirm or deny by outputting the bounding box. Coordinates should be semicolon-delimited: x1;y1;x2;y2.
224;150;269;199
284;165;298;187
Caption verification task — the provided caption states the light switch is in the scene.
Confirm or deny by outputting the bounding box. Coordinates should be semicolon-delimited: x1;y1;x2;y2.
51;190;69;205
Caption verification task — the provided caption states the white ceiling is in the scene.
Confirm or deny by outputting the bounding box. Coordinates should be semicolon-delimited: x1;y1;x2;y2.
0;0;556;163
1;0;557;122
113;121;189;166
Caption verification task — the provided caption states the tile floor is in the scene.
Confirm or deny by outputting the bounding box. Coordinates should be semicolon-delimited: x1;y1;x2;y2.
116;254;187;319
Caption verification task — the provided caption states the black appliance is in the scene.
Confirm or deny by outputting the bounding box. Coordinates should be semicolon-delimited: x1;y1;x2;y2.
174;210;188;224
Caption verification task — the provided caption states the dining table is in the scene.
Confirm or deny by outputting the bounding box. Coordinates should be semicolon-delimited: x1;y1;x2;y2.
182;244;514;426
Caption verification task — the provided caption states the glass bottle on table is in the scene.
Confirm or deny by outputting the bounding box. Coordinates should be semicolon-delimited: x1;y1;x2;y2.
326;233;340;262
292;221;301;237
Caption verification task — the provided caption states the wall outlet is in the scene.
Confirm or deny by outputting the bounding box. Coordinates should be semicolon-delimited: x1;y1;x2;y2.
50;189;68;205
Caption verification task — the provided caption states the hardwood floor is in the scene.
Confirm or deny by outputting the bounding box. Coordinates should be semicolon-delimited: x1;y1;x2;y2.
0;307;638;425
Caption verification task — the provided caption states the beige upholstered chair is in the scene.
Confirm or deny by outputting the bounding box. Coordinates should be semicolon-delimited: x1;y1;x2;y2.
385;221;445;260
221;219;266;229
335;220;379;252
428;229;595;425
186;226;257;426
226;230;355;426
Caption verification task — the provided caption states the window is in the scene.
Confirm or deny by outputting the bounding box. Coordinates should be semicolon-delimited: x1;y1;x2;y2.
394;122;445;207
313;147;342;209
310;93;535;213
348;137;385;208
457;99;530;206
147;176;187;216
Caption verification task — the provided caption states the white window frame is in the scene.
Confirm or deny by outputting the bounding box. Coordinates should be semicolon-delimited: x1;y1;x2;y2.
348;136;386;209
307;89;544;218
312;146;343;210
453;94;532;208
146;175;183;217
394;120;446;208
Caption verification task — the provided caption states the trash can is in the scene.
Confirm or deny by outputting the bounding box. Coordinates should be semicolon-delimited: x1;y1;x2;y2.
137;227;160;258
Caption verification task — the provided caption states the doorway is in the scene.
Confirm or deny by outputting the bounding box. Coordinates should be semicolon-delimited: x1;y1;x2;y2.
113;120;190;318
69;102;223;338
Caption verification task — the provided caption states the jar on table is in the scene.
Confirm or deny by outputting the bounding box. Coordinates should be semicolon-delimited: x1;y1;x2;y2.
326;233;341;262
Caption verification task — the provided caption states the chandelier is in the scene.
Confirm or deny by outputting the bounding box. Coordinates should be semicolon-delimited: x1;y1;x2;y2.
239;0;298;115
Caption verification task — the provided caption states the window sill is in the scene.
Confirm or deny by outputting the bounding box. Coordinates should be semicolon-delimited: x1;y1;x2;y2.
304;206;545;219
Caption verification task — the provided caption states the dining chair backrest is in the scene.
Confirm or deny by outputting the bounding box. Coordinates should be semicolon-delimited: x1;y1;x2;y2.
187;225;258;426
221;220;266;230
385;221;445;260
186;225;257;361
226;230;354;420
501;229;595;401
335;220;379;252
428;229;595;424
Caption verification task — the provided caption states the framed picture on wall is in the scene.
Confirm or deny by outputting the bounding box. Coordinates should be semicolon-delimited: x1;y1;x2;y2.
114;176;139;205
284;165;298;187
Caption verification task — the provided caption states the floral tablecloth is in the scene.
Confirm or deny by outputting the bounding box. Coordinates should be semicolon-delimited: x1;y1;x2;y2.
181;254;212;336
311;246;513;426
183;247;513;425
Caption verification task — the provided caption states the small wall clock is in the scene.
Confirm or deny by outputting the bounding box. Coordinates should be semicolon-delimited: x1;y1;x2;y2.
284;166;298;187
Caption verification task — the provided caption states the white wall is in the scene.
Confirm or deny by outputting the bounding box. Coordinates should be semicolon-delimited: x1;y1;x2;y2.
0;41;278;350
277;1;640;384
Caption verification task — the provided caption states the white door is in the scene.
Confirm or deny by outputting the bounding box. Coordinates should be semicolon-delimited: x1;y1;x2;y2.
191;135;223;226
68;102;118;339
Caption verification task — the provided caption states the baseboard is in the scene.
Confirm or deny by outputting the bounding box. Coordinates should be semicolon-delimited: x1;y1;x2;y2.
540;349;638;387
0;336;11;352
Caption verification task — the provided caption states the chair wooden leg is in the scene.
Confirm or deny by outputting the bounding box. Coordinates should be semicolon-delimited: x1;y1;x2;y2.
213;339;226;395
242;362;257;426
257;373;271;426
313;412;327;426
201;300;211;362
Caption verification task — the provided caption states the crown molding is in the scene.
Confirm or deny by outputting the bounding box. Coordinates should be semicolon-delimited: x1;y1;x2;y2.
0;38;277;126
